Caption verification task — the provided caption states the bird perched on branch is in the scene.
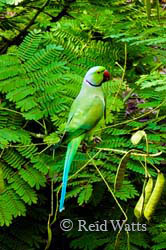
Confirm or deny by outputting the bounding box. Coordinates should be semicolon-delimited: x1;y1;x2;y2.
59;66;110;212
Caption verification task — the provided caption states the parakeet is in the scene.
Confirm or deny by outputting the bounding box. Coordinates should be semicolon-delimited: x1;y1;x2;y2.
59;66;110;212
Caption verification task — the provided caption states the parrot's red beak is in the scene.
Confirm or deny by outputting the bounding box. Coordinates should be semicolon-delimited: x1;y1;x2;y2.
103;70;110;82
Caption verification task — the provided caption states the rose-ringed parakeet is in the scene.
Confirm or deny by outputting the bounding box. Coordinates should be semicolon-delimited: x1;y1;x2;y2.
59;66;110;212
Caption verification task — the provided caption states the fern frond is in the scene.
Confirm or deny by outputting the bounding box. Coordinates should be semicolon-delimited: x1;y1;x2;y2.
19;166;46;190
9;174;38;205
17;30;42;62
2;149;26;169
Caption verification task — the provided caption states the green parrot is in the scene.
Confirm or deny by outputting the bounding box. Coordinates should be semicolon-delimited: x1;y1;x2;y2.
59;66;110;212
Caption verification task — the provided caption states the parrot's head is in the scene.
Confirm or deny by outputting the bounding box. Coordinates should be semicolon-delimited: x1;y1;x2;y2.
84;66;110;87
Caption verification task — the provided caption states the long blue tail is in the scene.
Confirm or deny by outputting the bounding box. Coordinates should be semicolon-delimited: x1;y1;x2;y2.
59;135;84;212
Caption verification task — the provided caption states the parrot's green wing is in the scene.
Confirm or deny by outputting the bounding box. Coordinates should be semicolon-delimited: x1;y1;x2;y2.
59;95;104;212
64;95;104;141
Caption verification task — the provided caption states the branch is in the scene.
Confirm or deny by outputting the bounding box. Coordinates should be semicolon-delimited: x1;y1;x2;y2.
29;6;75;20
49;0;76;23
29;132;45;138
10;0;50;44
0;0;50;53
95;147;162;157
0;0;76;54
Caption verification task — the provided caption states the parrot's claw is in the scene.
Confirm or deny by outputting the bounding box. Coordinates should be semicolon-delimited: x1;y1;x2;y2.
93;136;102;144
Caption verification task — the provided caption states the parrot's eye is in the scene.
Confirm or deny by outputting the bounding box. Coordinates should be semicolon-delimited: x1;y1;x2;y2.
97;70;104;74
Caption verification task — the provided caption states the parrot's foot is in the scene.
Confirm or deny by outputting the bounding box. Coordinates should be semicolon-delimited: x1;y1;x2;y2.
50;141;61;151
82;142;88;153
93;136;102;144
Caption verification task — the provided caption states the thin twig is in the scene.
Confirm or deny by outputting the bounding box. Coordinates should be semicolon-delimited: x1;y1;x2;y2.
95;147;162;157
0;107;45;129
44;150;55;250
88;153;130;250
96;98;166;133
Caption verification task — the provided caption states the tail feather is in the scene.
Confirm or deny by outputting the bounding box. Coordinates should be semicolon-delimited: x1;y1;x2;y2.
59;135;84;212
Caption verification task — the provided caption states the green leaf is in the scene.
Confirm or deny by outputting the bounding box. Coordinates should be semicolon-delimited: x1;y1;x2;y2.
77;184;93;206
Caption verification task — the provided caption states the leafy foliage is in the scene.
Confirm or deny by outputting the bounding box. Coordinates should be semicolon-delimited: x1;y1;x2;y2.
0;0;166;249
